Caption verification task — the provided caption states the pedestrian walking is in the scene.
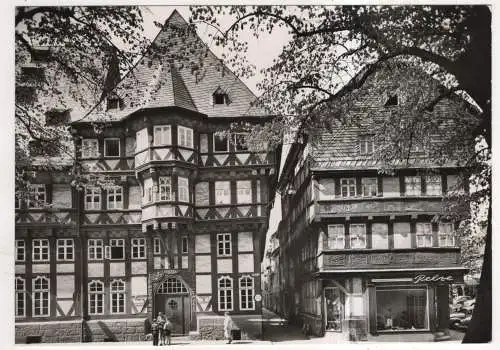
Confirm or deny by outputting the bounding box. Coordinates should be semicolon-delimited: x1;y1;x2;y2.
163;317;173;345
157;312;166;345
151;318;159;346
224;311;234;344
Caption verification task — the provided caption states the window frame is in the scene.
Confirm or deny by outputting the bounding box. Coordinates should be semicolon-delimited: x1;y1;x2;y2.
233;133;248;152
213;134;229;153
153;125;172;146
350;224;367;249
327;224;345;249
32;239;49;262
361;177;378;197
88;239;104;260
218;276;234;312
109;239;125;260
359;135;374;155
15;277;26;318
158;176;172;201
239;276;255;311
85;187;101;210
56;238;74;261
88;280;105;315
82;138;99;158
425;175;442;196
107;186;123;210
178;177;189;203
215;181;231;205
131;238;146;259
217;233;232;257
236;180;252;204
181;236;189;254
340;178;357;198
28;184;46;208
16;239;25;262
177;126;193;148
405;176;422;196
104;138;120;158
438;222;455;247
110;279;126;314
416;223;433;248
32;276;50;317
154;238;162;255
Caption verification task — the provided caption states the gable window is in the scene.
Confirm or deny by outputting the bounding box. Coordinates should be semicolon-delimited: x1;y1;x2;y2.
28;184;46;208
109;239;124;260
16;240;25;262
85;187;101;210
218;276;233;311
107;186;123;209
439;223;455;247
131;238;146;259
57;239;74;261
215;181;231;204
88;280;104;315
154;125;171;146
359;135;374;155
214;134;229;152
350;224;367;249
32;276;50;317
416;223;433;247
178;126;193;148
178;177;189;202
405;176;421;196
236;180;252;204
159;177;172;201
33;239;49;262
327;224;345;249
340;178;356;198
425;176;442;196
361;178;378;197
239;276;255;310
110;280;125;314
88;239;103;260
217;233;232;256
234;133;248;151
16;277;26;317
104;138;120;157
82;139;99;158
154;238;161;255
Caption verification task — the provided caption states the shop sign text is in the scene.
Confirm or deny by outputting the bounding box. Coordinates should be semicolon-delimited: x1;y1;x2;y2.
413;274;454;284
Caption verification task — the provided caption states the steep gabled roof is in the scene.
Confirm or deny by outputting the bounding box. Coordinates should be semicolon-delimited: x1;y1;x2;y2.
74;10;266;123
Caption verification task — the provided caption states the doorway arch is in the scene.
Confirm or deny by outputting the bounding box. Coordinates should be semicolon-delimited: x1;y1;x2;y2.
154;276;191;335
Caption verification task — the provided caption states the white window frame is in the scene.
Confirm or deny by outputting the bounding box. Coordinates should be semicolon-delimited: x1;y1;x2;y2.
136;128;149;152
33;239;49;262
236;180;252;204
85;187;101;210
154;238;161;255
239;276;255;311
110;279;126;314
350;224;367;249
32;276;50;317
107;186;123;209
131;238;146;259
327;224;345;249
416;223;433;248
361;178;378;197
178;126;193;148
178;177;189;202
88;280;104;315
109;239;125;260
217;233;232;257
15;277;26;318
16;239;25;262
159;176;172;201
215;181;231;205
340;178;356;198
439;223;455;247
213;134;229;153
28;184;46;208
82;139;99;158
153;125;172;146
405;176;422;196
359;135;374;155
57;238;74;261
88;239;104;260
104;138;120;158
425;176;442;196
233;133;248;151
218;276;233;312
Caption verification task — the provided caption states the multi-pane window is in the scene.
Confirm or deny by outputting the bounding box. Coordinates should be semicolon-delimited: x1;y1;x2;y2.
372;223;389;249
350;224;367;249
131;238;146;259
154;238;161;255
215;181;231;204
416;223;433;247
340;178;356;198
405;176;421;196
217;233;231;256
178;126;193;148
178;177;189;202
109;239;124;260
236;180;252;204
85;187;101;210
361;178;378;197
154;125;171;146
136;128;149;152
110;280;125;314
393;222;412;248
181;236;188;254
104;138;120;157
15;277;26;317
88;239;104;260
57;239;74;261
16;240;25;262
33;239;49;262
88;280;104;315
157;278;188;294
28;184;46;208
439;223;455;247
327;224;345;249
214;134;229;152
218;277;233;311
234;133;248;151
107;186;123;209
359;135;374;154
425;176;442;196
82;139;99;158
159;177;172;201
33;276;49;316
239;276;255;310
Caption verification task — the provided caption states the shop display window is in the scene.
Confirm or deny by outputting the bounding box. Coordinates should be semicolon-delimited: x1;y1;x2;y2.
376;287;428;331
324;287;344;332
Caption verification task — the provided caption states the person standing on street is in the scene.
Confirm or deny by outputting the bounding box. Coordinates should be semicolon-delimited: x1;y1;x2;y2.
151;318;159;346
224;312;234;344
163;317;173;345
157;312;166;345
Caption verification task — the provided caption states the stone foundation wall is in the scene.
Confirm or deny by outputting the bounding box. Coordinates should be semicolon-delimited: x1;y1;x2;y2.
15;321;82;343
83;318;148;342
191;314;263;340
300;313;324;337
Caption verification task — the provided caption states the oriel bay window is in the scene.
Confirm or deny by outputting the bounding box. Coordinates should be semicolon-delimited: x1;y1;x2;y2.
439;222;455;247
107;186;123;209
110;280;126;314
88;239;104;260
82;139;99;158
154;125;171;146
104;138;120;157
85;187;101;210
425;175;442;196
340;178;356;198
178;177;189;202
217;233;232;256
218;276;233;311
327;224;345;249
350;224;367;249
236;180;252;204
405;176;421;196
178;126;193;148
159;177;172;201
136;128;149;152
88;280;104;315
33;276;50;317
239;276;255;310
416;223;433;247
57;239;74;261
33;239;49;262
15;277;26;317
215;181;231;204
362;178;378;197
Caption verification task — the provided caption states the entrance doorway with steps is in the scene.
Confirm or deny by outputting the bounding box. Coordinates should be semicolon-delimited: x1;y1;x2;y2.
154;277;191;335
324;287;345;333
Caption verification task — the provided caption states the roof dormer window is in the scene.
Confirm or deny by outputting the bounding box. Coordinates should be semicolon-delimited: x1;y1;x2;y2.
385;93;398;106
106;97;120;111
213;87;230;105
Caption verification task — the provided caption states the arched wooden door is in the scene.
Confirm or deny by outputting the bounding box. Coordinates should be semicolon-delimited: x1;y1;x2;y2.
154;277;191;335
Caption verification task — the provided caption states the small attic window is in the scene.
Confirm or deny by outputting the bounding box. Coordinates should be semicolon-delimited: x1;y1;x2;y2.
213;87;230;105
385;93;398;106
106;97;120;111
